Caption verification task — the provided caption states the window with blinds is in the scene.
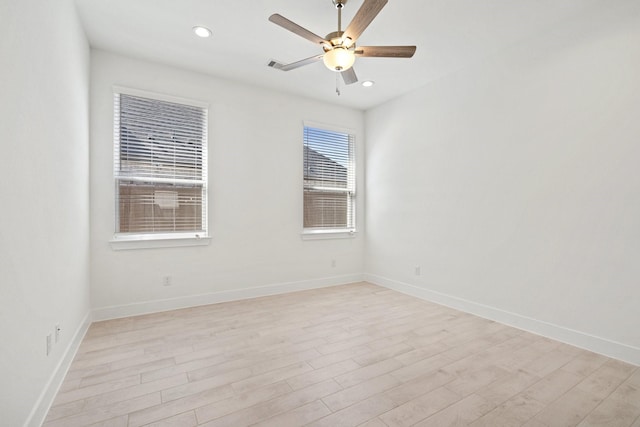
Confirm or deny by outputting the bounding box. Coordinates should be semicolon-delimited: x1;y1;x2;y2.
303;125;355;232
114;92;208;238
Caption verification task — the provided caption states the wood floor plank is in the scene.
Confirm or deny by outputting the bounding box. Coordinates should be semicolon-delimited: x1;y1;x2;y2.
43;282;638;427
47;374;187;421
140;410;197;427
51;375;141;406
475;368;541;406
522;368;584;405
469;394;546;427
87;415;128;427
286;359;361;390
230;361;313;394
378;385;461;427
194;381;292;424
43;392;161;427
250;400;332;427
197;379;341;427
357;418;389;427
322;373;402;411
161;368;250;403
533;387;604;426
579;398;640;427
414;393;496;426
306;394;399;427
127;385;234;427
334;358;404;389
384;369;456;405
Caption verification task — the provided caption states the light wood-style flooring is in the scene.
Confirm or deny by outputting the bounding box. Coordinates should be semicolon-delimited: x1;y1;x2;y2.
44;282;640;426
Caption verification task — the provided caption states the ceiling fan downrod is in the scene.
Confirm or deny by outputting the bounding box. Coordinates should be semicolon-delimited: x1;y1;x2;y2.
333;0;346;33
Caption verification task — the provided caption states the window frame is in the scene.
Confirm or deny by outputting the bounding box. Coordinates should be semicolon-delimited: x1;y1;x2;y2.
302;121;357;239
110;87;210;250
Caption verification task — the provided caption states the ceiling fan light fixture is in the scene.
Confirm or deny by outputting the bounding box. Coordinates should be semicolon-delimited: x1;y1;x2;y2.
323;47;355;72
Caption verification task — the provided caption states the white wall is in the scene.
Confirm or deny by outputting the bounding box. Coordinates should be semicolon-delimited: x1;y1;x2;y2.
365;1;640;364
90;51;365;318
0;0;91;425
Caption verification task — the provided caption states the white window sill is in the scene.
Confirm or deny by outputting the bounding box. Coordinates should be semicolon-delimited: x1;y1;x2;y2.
301;230;357;240
110;233;211;250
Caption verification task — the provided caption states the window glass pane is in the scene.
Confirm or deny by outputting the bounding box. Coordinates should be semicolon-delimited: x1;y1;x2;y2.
304;191;349;229
304;145;348;189
118;183;204;233
303;126;355;231
118;95;204;181
114;92;207;236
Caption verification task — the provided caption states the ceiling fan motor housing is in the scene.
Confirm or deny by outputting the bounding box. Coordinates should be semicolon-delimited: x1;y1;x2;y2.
323;31;354;51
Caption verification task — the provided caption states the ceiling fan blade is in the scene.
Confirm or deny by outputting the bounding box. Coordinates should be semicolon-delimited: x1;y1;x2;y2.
269;14;328;46
341;68;358;85
268;54;324;71
355;45;417;58
343;0;388;43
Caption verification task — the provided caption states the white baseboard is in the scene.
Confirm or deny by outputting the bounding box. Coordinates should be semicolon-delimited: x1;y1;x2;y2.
93;274;365;321
365;273;640;366
26;310;92;427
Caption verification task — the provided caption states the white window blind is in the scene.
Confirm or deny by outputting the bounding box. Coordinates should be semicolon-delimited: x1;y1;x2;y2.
114;92;208;237
303;125;355;232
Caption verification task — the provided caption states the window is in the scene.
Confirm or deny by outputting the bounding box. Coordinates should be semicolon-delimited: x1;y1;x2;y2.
113;90;208;241
303;125;355;234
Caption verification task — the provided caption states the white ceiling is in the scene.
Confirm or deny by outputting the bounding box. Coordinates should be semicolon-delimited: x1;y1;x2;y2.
75;0;602;110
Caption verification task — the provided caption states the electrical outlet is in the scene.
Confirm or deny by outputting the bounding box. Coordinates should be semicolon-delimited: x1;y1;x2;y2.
55;324;61;343
331;259;336;268
46;334;52;356
415;266;421;276
162;276;172;286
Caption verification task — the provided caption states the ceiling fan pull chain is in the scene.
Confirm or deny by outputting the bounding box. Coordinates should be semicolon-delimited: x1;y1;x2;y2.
336;73;341;96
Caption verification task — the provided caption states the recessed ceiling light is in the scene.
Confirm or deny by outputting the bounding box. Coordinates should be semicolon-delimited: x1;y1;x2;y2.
362;80;375;87
192;26;212;38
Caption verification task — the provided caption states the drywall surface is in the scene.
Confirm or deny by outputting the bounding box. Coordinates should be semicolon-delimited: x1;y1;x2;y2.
90;51;365;316
0;0;91;425
365;1;640;362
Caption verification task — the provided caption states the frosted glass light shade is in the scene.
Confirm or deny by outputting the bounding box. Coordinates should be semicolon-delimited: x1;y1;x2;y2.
323;47;355;72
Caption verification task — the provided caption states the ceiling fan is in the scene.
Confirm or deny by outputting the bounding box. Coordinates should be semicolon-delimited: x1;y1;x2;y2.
267;0;416;86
